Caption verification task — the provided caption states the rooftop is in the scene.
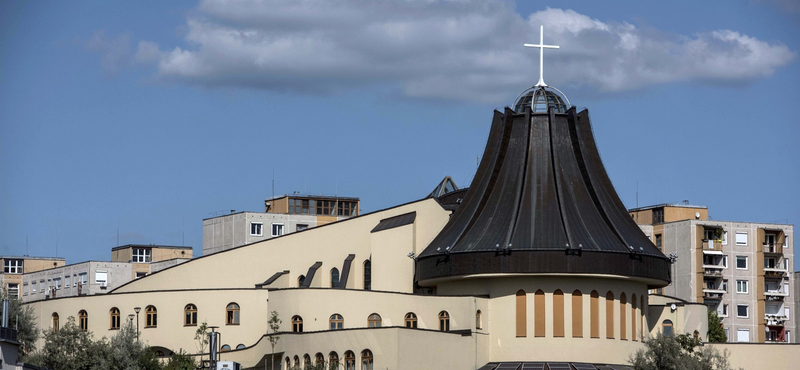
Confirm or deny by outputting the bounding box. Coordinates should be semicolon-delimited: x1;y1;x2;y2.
628;202;708;212
0;255;64;261
111;244;193;251
265;193;360;202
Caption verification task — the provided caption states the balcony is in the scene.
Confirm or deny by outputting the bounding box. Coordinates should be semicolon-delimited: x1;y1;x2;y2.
764;268;787;279
702;239;723;251
0;327;18;342
703;268;723;277
762;243;783;255
764;289;788;301
702;290;724;300
765;314;787;326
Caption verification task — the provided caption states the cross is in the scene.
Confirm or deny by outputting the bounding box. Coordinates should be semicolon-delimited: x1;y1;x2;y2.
524;25;559;87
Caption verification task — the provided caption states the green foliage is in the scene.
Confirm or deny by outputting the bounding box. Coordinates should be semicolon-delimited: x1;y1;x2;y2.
0;289;39;357
194;321;209;354
268;311;282;370
707;310;727;343
24;316;98;370
163;349;197;370
630;331;742;370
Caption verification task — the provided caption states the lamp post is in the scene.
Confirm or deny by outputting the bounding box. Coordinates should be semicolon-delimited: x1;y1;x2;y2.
134;306;141;341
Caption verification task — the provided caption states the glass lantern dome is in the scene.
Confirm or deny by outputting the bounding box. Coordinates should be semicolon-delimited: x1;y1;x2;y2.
513;86;571;114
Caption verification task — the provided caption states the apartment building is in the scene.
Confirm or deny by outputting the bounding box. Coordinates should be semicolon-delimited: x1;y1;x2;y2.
202;194;360;255
20;244;192;302
631;203;795;343
1;256;65;299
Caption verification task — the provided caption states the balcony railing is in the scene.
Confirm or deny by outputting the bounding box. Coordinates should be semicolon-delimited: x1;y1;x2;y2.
764;269;787;278
703;269;723;277
703;291;724;300
0;327;18;342
762;243;783;254
702;240;723;250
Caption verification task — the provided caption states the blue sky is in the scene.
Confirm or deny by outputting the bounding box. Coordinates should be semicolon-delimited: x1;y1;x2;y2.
1;1;798;270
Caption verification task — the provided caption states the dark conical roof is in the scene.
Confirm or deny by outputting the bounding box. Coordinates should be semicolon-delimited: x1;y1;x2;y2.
416;105;671;287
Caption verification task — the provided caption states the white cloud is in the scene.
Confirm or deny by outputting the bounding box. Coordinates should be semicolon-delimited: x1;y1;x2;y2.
107;1;794;102
85;31;134;75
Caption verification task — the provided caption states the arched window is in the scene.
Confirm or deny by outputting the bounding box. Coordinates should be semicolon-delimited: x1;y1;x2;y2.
331;268;340;288
303;354;311;368
590;291;599;338
315;353;324;366
220;344;231;352
534;290;545;337
236;344;246;350
368;313;382;328
330;314;344;330
145;305;157;328
344;351;356;370
620;292;627;340
297;275;305;287
292;315;303;332
640;295;645;340
285;357;291;370
293;355;300;369
51;313;59;332
361;349;373;370
110;307;120;330
404;312;417;328
226;303;240;325
363;260;371;290
476;310;482;330
438;311;450;332
662;319;674;336
553;289;565;337
329;352;339;368
572;290;583;338
516;290;526;337
184;304;197;326
606;291;615;339
79;310;88;332
631;293;637;341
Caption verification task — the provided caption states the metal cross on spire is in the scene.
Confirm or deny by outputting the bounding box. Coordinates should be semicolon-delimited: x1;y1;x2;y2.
524;25;559;87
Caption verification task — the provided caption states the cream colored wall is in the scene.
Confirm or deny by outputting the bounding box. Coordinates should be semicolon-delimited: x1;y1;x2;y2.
114;199;449;294
151;247;192;262
30;289;269;353
370;224;415;293
647;300;708;340
707;342;800;370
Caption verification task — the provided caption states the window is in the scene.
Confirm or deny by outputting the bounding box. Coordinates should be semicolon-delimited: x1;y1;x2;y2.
303;354;311;369
721;304;728;317
765;257;777;269
722;231;728;245
737;328;749;342
405;312;417;328
136;272;147;278
292;315;303;332
185;304;197;326
315;353;324;366
52;313;59;332
722;256;728;268
54;278;61;289
606;291;615;339
736;280;748;294
360;349;373;370
95;271;108;284
65;275;71;288
289;198;315;215
722;280;728;292
590;291;600;338
145;305;157;328
220;344;231;352
316;200;335;215
662;320;673;336
298;275;305;287
296;224;308;232
655;234;662;251
368;313;382;327
330;314;343;330
250;222;263;236
271;223;284;236
329;352;339;368
3;259;23;274
785;306;790;320
619;292;626;340
438;311;450;332
293;355;300;369
132;248;151;263
226;303;240;325
735;232;747;246
39;280;45;293
784;258;790;271
736;256;747;270
331;268;340;288
338;201;358;216
554;289;565;338
344;351;356;370
572;290;583;338
737;305;749;318
476;310;482;330
516;290;527;337
23;283;28;296
79;273;88;285
363;260;371;290
653;208;664;224
8;283;19;298
79;310;88;331
236;344;246;350
110;308;120;330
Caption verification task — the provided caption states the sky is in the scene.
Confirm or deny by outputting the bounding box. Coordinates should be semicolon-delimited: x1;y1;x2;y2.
1;0;798;270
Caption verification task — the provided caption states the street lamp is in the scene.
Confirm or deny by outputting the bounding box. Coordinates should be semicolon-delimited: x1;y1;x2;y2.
134;306;141;340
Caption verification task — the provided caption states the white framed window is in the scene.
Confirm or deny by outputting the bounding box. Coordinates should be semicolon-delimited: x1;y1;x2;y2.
721;304;728;317
296;224;308;231
65;275;71;288
784;282;789;295
765;257;777;269
250;222;263;236
737;328;749;342
722;255;728;268
722;280;728;292
724;328;729;341
737;305;749;318
23;283;29;296
132;248;151;263
721;231;728;245
736;280;748;294
136;272;147;279
736;256;747;270
735;232;747;246
7;283;19;298
785;307;790;320
3;259;23;274
79;273;87;285
39;280;45;293
73;274;78;287
95;271;108;284
54;278;62;289
272;223;284;237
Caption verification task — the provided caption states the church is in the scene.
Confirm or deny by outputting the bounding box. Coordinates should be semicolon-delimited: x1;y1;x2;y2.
26;28;791;370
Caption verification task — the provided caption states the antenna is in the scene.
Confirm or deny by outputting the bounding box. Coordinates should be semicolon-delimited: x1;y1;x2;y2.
272;169;275;200
117;217;120;247
26;236;28;256
636;181;639;208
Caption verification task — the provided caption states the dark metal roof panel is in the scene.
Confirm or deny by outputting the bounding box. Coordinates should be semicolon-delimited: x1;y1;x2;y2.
256;270;289;288
300;262;322;288
371;212;416;233
336;254;355;290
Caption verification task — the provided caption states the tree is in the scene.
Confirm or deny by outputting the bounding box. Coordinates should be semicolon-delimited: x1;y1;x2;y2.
268;311;282;370
194;321;210;365
0;289;39;357
163;349;197;370
24;316;100;370
707;310;727;343
630;331;742;370
92;319;162;370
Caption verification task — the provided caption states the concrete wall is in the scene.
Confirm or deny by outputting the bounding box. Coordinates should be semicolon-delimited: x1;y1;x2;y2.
21;261;132;302
707;342;800;370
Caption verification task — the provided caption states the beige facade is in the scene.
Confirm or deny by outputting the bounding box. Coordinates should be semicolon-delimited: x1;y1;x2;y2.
633;204;795;344
203;195;359;256
0;256;65;299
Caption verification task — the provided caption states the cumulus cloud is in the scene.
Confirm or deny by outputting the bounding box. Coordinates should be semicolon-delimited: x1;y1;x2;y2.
102;1;794;102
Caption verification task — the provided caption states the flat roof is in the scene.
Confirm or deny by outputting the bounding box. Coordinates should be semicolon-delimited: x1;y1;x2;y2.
0;255;64;261
265;194;360;202
628;203;707;212
111;244;193;251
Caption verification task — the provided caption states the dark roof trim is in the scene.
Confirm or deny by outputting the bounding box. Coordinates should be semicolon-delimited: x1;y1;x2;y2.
111;244;192;251
300;262;322;288
628;203;707;212
256;270;290;288
337;254;356;289
371;212;416;233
